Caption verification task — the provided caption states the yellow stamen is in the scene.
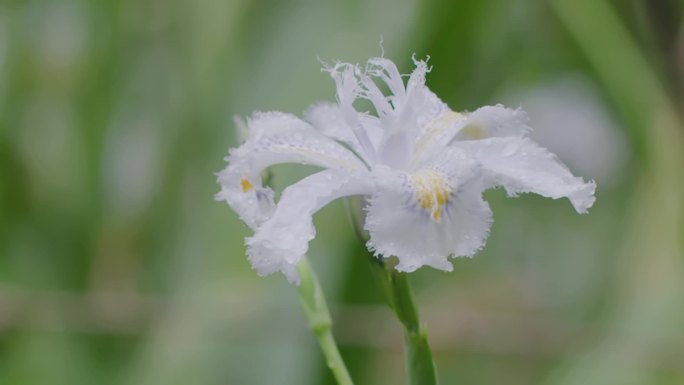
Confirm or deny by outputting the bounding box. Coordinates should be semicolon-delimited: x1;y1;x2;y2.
409;169;451;223
433;209;442;221
240;177;253;192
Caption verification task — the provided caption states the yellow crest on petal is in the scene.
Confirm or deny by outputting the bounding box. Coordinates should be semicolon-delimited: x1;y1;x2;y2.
460;123;488;140
240;177;254;192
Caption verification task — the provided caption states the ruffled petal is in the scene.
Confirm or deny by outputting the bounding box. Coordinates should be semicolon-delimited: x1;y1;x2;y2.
363;57;451;169
324;62;379;162
365;152;493;272
404;57;450;133
215;111;366;228
323;57;450;171
454;137;596;213
366;57;406;103
247;169;374;283
366;56;449;132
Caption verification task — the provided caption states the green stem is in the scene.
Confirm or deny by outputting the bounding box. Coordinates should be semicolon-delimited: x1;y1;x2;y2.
368;257;439;385
296;257;354;385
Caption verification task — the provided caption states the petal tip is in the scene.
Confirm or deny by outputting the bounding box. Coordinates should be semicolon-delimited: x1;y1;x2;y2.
570;180;597;214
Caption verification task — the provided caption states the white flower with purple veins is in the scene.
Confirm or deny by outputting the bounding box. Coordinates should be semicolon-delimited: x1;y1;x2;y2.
216;57;596;283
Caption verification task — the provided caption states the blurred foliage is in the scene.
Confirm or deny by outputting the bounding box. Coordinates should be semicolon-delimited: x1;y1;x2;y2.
0;0;683;384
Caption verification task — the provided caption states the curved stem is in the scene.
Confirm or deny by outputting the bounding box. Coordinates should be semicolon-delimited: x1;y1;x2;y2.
368;257;439;385
296;257;354;385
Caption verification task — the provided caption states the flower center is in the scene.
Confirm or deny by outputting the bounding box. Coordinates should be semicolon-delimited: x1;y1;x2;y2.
409;169;451;222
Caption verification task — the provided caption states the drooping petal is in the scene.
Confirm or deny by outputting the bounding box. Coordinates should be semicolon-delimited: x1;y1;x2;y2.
454;136;596;213
247;169;374;283
364;153;493;272
235;111;366;176
215;111;366;228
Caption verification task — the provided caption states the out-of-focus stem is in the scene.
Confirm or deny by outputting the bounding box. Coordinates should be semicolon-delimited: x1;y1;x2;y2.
296;257;354;385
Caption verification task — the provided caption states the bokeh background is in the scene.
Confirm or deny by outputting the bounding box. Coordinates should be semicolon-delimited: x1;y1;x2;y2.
1;0;683;384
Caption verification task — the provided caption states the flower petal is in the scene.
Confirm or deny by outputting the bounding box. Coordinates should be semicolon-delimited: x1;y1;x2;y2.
365;154;493;272
454;104;531;141
454;137;596;213
247;169;374;283
405;57;451;132
215;169;275;229
365;57;450;168
303;102;382;160
367;56;449;132
324;62;380;162
364;57;404;116
234;111;366;176
216;111;366;228
413;110;467;165
414;105;529;165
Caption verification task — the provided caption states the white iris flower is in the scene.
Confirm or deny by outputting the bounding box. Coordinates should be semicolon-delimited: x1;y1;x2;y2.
216;57;596;283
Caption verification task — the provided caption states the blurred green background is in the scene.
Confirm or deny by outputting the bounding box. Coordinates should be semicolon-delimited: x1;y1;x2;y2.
1;0;683;384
